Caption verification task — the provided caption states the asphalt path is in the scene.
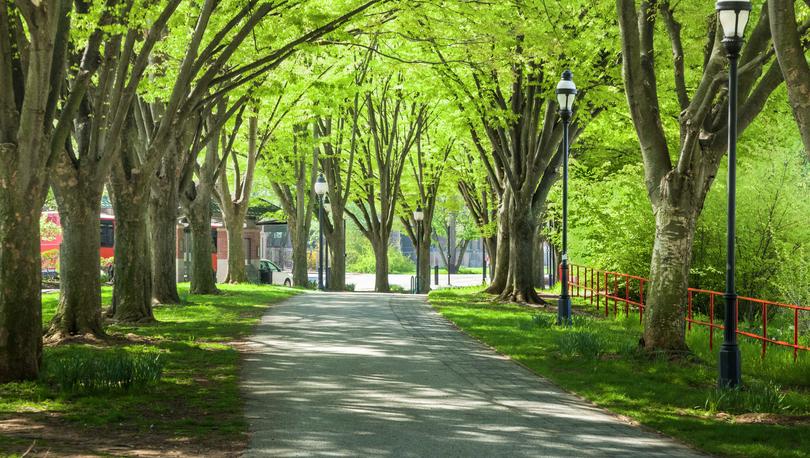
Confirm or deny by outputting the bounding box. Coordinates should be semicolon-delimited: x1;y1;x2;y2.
242;292;702;457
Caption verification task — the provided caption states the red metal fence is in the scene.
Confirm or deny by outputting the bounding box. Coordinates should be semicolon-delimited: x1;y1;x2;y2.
561;264;810;360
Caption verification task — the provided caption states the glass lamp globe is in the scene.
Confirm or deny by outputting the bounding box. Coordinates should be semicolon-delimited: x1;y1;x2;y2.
716;0;752;40
556;70;577;112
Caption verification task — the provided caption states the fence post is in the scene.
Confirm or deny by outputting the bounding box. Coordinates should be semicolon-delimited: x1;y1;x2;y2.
434;265;439;286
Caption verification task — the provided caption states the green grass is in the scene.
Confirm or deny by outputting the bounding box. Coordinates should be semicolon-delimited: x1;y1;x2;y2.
430;287;810;458
1;283;299;454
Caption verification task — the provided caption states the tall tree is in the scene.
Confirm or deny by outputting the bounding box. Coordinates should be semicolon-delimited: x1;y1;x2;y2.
418;0;611;303
216;113;270;283
0;0;105;381
617;0;783;353
48;0;180;338
769;0;810;156
399;133;453;293
316;112;359;291
109;0;274;320
346;74;427;292
180;98;248;294
145;0;386;298
270;124;318;287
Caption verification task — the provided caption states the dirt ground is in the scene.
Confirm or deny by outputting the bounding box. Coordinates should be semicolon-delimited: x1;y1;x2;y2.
1;414;244;457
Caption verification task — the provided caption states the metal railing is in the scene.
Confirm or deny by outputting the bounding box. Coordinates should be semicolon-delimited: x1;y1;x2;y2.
562;264;810;360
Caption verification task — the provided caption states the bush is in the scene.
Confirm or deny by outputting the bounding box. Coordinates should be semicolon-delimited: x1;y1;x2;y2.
703;381;790;415
389;285;406;293
42;349;163;393
345;283;356;291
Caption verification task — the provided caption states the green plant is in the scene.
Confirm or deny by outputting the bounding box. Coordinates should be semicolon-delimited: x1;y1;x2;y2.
389;284;406;293
42;349;163;393
555;329;605;359
345;283;356;291
703;381;790;415
532;314;555;328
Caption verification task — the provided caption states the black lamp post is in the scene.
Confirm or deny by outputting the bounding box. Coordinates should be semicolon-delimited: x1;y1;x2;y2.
314;173;328;290
556;70;577;325
413;206;424;293
324;194;331;290
717;0;750;388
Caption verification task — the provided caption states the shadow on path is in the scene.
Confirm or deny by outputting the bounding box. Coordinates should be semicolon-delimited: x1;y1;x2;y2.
242;292;702;457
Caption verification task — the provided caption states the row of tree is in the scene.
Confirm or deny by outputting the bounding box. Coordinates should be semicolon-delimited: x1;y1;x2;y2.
0;0;385;382
1;0;808;384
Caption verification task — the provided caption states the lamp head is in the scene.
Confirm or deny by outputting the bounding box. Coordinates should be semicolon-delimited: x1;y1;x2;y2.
716;0;751;55
413;205;424;222
314;173;328;196
556;70;577;117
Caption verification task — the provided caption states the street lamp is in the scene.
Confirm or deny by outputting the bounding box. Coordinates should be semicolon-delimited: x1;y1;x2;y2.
717;0;750;389
324;195;331;290
314;173;328;290
413;206;424;293
556;69;577;326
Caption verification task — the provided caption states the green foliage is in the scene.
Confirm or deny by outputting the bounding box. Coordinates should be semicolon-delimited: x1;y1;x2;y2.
42;348;162;393
345;227;415;274
555;329;606;359
703;382;790;415
692;136;810;300
551;161;655;277
555;124;810;309
389;285;406;294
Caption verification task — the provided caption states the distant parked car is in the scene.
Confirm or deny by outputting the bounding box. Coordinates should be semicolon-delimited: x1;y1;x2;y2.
259;259;293;287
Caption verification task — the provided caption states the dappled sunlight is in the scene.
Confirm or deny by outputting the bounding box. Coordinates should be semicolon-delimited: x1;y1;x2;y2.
242;292;701;457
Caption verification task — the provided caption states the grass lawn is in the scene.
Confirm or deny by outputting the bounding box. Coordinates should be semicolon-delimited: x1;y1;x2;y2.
430;287;810;458
0;283;299;456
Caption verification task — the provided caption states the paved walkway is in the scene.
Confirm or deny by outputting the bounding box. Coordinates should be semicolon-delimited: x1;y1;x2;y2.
242;292;702;457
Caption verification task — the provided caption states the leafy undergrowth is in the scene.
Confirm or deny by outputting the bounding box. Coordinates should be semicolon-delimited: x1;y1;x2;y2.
430;287;810;458
0;283;299;456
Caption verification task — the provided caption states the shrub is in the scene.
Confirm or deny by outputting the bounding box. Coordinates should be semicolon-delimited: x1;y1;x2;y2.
42;349;163;393
703;381;790;415
389;285;406;293
345;283;356;291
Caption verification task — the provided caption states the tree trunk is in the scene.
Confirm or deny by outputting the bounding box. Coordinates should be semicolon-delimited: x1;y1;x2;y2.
0;204;43;382
372;238;390;292
769;0;810;157
500;198;542;303
325;218;346;291
642;203;697;354
288;219;309;287
418;225;432;293
110;200;154;323
150;173;181;303
484;235;497;281
225;219;247;283
486;191;510;294
189;202;218;294
534;230;546;290
47;200;104;339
